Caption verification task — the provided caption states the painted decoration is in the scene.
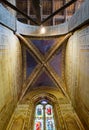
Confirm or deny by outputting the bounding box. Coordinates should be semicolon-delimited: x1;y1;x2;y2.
31;40;56;55
31;72;56;89
26;50;37;78
49;48;62;77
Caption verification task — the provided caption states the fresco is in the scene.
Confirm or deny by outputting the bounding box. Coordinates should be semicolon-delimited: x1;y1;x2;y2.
49;48;62;77
31;40;56;55
31;71;56;89
26;50;38;78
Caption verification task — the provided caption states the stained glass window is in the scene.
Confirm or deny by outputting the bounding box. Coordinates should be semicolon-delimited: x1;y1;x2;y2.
34;101;56;130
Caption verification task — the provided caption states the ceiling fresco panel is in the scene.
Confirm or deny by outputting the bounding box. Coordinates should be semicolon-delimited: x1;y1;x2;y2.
31;40;56;55
30;71;57;90
26;50;38;78
49;48;62;77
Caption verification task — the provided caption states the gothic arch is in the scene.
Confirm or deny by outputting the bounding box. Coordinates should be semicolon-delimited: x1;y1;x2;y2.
28;92;62;130
31;92;57;104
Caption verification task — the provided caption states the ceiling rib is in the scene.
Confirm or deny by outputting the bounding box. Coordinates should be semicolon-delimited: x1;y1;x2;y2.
44;63;69;98
20;64;43;101
16;33;43;63
0;0;77;25
45;33;72;62
41;0;77;25
16;33;71;100
0;0;39;25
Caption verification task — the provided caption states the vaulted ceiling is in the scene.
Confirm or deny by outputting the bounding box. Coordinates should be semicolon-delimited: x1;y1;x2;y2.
16;33;72;99
0;0;84;26
0;0;84;99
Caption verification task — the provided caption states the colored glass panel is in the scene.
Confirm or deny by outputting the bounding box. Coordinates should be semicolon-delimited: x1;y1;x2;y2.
34;102;56;130
34;119;43;130
46;119;54;130
36;105;43;117
45;104;55;130
41;100;48;105
46;105;53;117
34;105;44;130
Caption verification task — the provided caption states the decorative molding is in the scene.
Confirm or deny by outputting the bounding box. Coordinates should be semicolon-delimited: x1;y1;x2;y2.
17;21;68;37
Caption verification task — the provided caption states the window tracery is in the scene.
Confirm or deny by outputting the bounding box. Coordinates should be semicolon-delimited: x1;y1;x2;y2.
34;100;56;130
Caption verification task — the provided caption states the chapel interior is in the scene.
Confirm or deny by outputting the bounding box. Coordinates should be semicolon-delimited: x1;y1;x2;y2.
0;0;89;130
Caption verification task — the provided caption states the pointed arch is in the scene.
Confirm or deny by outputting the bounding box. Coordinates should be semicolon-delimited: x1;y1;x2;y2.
29;93;60;130
33;99;56;130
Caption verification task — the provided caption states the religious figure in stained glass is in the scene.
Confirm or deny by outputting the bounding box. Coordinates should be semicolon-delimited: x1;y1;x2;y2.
36;122;41;130
34;100;56;130
47;107;52;115
37;107;42;116
47;120;53;130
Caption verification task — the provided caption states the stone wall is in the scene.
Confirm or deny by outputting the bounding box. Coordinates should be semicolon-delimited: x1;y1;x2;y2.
0;4;16;31
6;88;85;130
0;25;22;130
65;25;89;130
6;0;16;16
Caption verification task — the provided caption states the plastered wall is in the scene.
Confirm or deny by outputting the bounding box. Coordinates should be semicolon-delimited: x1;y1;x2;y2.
65;25;89;130
0;25;22;129
7;0;16;15
6;88;85;130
